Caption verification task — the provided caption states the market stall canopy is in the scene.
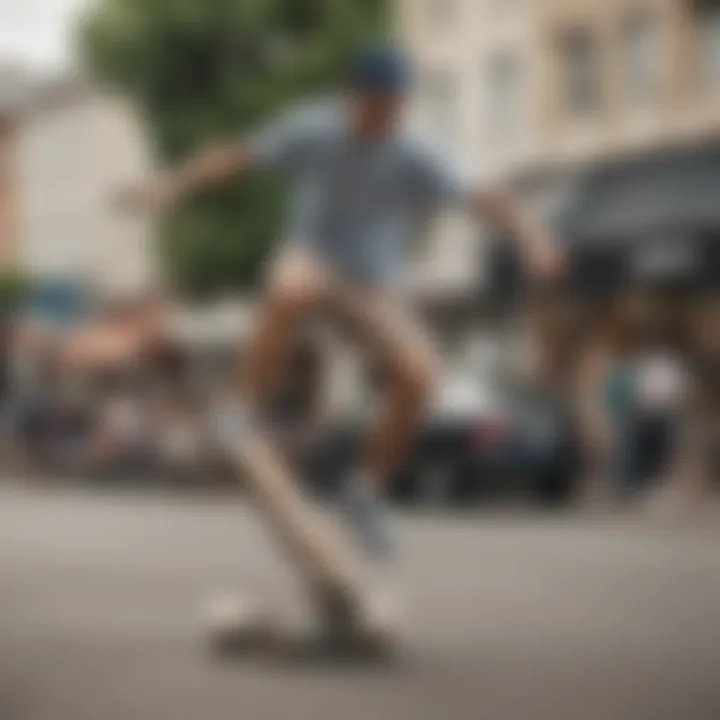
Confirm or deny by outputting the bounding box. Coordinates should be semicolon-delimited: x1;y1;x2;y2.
60;325;145;369
165;298;256;350
59;303;165;371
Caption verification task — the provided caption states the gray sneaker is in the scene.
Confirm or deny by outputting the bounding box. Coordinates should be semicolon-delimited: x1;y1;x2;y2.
338;476;396;564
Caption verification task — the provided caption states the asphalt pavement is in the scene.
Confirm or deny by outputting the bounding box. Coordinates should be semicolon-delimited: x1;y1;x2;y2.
2;483;720;720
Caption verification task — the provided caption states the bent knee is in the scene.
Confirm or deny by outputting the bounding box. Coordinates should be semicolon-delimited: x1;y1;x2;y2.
393;350;439;398
266;264;326;318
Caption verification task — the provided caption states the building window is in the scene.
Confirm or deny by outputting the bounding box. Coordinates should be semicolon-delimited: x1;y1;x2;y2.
486;52;523;141
426;0;456;31
695;0;720;91
558;26;602;118
622;11;662;105
420;69;457;144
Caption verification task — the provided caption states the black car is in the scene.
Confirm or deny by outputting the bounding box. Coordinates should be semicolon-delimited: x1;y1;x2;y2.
390;393;581;507
304;380;582;508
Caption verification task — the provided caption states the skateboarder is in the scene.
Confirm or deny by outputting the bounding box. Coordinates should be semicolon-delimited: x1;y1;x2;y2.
123;44;563;624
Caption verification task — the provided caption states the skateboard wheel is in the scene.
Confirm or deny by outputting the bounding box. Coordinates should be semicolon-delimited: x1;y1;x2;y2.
202;594;277;654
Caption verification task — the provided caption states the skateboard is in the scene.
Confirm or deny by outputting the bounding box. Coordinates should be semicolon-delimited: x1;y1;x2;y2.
202;592;398;663
204;431;400;660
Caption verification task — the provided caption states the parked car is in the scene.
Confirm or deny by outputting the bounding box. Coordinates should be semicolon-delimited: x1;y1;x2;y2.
393;377;582;507
304;375;582;508
387;375;512;504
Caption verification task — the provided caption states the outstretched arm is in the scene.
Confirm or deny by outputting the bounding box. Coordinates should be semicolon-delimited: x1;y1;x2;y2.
471;184;564;281
119;140;253;214
409;136;563;281
119;104;316;215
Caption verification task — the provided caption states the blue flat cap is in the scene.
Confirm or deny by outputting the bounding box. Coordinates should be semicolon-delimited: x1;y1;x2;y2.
349;44;412;95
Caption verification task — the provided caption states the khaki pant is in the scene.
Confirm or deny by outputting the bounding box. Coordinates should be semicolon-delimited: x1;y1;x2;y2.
266;245;439;385
241;243;438;481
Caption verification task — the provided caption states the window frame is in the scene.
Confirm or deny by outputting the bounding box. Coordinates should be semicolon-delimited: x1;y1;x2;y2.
621;9;664;106
485;50;524;142
556;24;603;120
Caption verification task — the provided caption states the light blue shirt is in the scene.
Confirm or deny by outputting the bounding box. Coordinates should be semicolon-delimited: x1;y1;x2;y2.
247;98;480;285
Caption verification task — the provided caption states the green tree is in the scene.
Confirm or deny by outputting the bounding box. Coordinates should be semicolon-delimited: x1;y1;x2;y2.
0;271;31;316
80;0;387;297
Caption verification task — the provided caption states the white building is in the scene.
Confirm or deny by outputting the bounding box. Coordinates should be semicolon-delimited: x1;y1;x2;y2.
398;0;720;256
16;77;156;302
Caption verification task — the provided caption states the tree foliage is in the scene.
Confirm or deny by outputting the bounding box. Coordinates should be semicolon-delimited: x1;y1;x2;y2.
0;271;31;316
80;0;387;297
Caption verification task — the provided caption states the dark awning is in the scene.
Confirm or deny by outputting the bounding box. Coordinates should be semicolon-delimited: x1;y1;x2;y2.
560;144;720;245
566;232;720;294
486;144;720;304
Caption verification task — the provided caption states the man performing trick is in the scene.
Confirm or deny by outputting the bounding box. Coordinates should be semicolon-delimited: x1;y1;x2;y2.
124;45;562;654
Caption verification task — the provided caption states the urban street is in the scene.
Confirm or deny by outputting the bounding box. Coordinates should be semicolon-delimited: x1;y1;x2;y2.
2;483;720;720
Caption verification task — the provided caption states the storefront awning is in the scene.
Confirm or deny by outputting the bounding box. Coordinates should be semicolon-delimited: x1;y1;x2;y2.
507;144;720;295
560;145;720;289
561;145;720;243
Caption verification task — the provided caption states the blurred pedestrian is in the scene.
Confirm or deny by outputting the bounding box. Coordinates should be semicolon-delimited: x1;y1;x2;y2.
601;316;640;501
634;335;688;510
93;389;148;479
158;395;199;487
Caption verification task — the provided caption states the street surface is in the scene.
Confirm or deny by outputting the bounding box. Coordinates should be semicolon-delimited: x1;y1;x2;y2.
2;484;720;720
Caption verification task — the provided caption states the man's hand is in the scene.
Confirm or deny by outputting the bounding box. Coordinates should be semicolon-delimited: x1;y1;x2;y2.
115;142;251;216
473;185;565;283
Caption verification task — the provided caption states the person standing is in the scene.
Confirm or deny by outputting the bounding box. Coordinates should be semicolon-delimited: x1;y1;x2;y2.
602;320;640;500
634;336;688;504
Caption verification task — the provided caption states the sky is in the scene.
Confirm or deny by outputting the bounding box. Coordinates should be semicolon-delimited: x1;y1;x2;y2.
0;0;89;72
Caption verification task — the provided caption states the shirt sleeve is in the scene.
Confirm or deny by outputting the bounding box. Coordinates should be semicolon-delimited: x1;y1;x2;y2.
407;135;487;210
244;105;316;170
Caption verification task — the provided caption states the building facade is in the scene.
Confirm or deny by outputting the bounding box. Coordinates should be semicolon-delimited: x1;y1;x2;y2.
397;1;720;493
399;0;720;190
0;64;35;273
15;78;156;305
398;0;720;344
0;115;17;271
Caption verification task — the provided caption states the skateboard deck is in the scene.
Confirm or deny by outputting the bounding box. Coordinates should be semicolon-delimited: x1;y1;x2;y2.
228;432;367;621
206;432;401;659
